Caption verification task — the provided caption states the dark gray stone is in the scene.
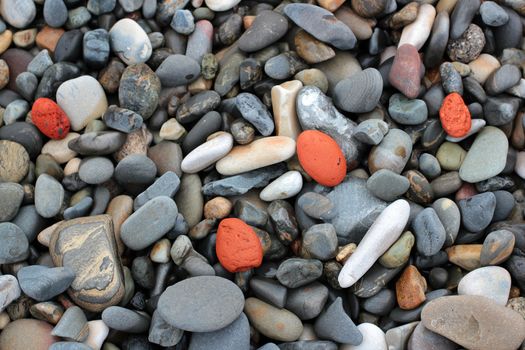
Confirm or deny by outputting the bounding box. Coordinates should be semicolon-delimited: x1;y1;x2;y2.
480;1;509;26
189;313;250;350
83;29;110;69
459;192;497;232
103;105;143;133
249;277;287;309
235;93;274;136
285;282;328;320
413;207;447;256
155;54;200;87
51;306;88;342
238;11;287;52
362;289;396;316
276;258;323;288
68;131;127;156
114;154;157;185
148;310;184;347
485;64;521;95
314;297;362;344
134;171;180;210
333;68;382;113
450;0;481;39
301;224;338;260
102;306;151;333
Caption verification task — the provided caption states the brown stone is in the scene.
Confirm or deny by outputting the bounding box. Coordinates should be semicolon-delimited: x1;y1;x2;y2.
0;140;29;183
336;242;357;264
511;111;525;150
317;0;346;12
106;195;133;256
396;265;427;310
389;44;422;99
422;295;525;350
148;141;183;177
0;30;12;55
204;197;233;219
49;215;125;312
294;30;335;64
13;28;37;48
351;0;387;18
29;302;64;325
0;319;58;350
454;182;477;201
98;58;125;94
404;169;434;204
507;297;525;319
36;26;65;53
480;230;515;266
334;6;374;40
0;48;33;91
386;2;419;29
113;125;152;162
446;244;482;271
0;59;9;90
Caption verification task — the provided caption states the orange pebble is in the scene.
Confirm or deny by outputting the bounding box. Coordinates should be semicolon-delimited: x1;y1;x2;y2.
296;130;346;187
216;218;263;273
439;92;471;138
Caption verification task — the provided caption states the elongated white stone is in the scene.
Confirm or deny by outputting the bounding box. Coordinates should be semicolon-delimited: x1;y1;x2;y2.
181;132;233;174
338;199;410;288
260;171;303;201
398;4;436;50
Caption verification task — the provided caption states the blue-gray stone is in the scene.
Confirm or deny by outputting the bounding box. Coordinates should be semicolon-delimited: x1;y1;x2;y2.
114;154;157;185
480;1;509;26
388;93;428;125
0;182;23;222
43;0;68;28
35;174;65;218
314;297;362;344
78;157;114;184
285;282;328;320
11;205;47;242
4;100;29;125
87;0;116;15
412;207;447;256
155;54;200;87
102;105;143;133
333;68;383;113
0;222;29;263
148;310;184;346
15;71;38;101
50;342;92;350
119;0;144;12
66;7;92;29
171;9;195;35
276;258;323;288
459;192;497;232
83;29;110;69
102;306;151;333
134;171;180;210
17;265;75;301
238;10;288;53
63;197;93;220
366;169;410;201
27;50;54;78
235;93;274;136
189;313;250;350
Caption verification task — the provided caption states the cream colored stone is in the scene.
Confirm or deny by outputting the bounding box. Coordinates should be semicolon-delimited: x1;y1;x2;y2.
468;54;501;84
216;136;296;175
13;28;37;48
150;238;171;263
260;170;303;201
160;118;187;141
271;80;303;140
37;221;62;247
0;30;13;55
83;320;109;350
181;132;233;173
188;77;213;94
64;157;82;175
398;4;436;50
41;132;80;164
0;312;10;330
106;194;133;256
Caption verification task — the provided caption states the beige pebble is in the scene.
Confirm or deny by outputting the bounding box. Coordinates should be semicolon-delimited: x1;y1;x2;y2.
41;133;80;164
83;320;109;350
37;221;62;247
13;28;37;48
335;7;373;40
150;238;171;263
0;30;13;55
398;4;436;50
204;196;232;219
106;195;133;256
468;54;501;84
159;118;187;141
271;80;303;140
0;312;10;330
63;157;81;175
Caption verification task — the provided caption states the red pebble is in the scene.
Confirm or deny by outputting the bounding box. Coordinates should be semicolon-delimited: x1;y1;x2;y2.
439;92;472;138
31;97;70;139
297;130;347;187
216;218;263;273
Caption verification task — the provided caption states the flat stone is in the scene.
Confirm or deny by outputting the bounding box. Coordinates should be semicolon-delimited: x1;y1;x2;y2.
366;169;410;201
0;140;29;182
457;266;511;305
276;258;323;288
421;295;525;350
157;276;244;332
459;192;496;232
285;282;328;320
446;244;482;271
49;215;125;312
102;105;143;133
148;310;183;347
432;198;460;246
484;96;520;126
17;265;75;302
189;313;250;350
245;297;303;342
102;306;150;333
339;199;410;288
379;231;415;268
109;18;151;65
333;68;382;113
35;174;65;218
121;196;177;250
459;126;508;182
388;94;428;125
314;297;362;344
114;154;157;186
52;306;88;342
0;275;21;313
238;11;288;53
68;131;126;156
354;120;389;145
260;170;303;202
78;157;114;184
295;30;336;64
181;132;233;173
480;229;515;266
175;173;203;227
407;322;456;350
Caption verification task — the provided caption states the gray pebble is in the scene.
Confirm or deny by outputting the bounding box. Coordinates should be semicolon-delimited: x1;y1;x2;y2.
103;105;143;133
484;96;520;126
15;72;38;101
0;223;28;263
419;153;441;179
362;289;396;316
43;0;68;28
18;265;75;302
0;182;24;222
333;68;383;113
459;192;497;232
276;258;323;288
148;310;184;347
480;1;509;26
301;224;338;261
102;306;151;333
78;157;114;184
115;154;157;186
366;169;410;201
493;190;515;221
354;119;389;145
35;174;65;218
27;50;54;78
439;62;463;94
412;207;447;256
4;100;29;125
388;93;428;125
189;313;250;350
314;297;362;344
171;9;195;35
236;93;274;136
249;277;287;309
63;197;93;220
285;282;328;320
155;54;200;87
134;171;180;210
52;306;88;342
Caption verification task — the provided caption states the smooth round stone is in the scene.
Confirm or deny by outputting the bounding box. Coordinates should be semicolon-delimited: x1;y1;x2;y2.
238;11;287;53
492;190;514;221
493;7;522;53
0;274;20;313
0;0;36;29
421;295;525;350
0;222;28;264
204;0;240;11
333;68;382;113
419;153;441;179
35;174;64;218
439;62;463;94
301;223;337;260
276;258;323;288
43;0;67;28
260;171;303;202
413;208;446;257
368;129;412;174
216;136;295;176
294;69;328;94
3;99;28;125
480;229;514;266
407;322;456;350
114;154;156;185
56;76;107;132
284;3;356;50
157;276;244;332
189;313;250;350
78;157;114;185
379;231;415;268
362;288;396;316
182;111;222;153
388;94;428;125
101;306;150;333
171;9;194;35
468;54;500;84
285;282;328;320
0;140;29;182
459;126;508;183
0;319;58;350
459;192;496;232
436;142;466;170
432;198;460;246
366;169;410;201
484;96;520;126
17;265;75;302
480;1;509;26
295;29;335;64
109;18;151;65
68;131;126;156
0;182;23;222
121;196;177;250
181;132;233;174
425;12;450;68
447;24;485;63
264;52;308;80
389;44;421;99
398;4;436;50
245;297;303;342
450;0;480;39
457;266;511;305
485;64;521;95
155;54;200;87
15;72;37;101
340;323;387;350
119;63;160;120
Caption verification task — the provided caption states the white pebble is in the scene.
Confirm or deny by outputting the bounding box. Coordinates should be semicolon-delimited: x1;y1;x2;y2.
260;171;303;201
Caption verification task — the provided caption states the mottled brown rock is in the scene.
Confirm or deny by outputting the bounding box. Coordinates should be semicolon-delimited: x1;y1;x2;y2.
204;196;233;219
98;59;125;94
0;319;58;350
507;297;525;319
422;295;525;350
386;2;419;29
0;140;29;183
404;170;434;204
295;30;335;64
446;244;482;271
49;215;125;312
29;302;64;325
389;44;422;99
35;26;64;53
396;265;427;310
113;125;152;162
351;0;387;18
0;59;8;90
105;195;133;256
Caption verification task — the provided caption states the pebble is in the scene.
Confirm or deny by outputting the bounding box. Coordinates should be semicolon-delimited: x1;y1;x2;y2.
339;200;410;288
447;244;482;270
264;52;308;80
480;229;515;266
314;297;362;344
102;306;150;333
43;0;68;28
102;105;143;133
457;266;511;305
0;319;58;350
109;19;152;65
379;231;415;268
0;275;21;312
459;191;496;233
396;265;427;310
157;276;244;332
450;0;480;39
52;306;88;341
436;142;466;170
388;93;428;125
0;0;36;29
407;322;456;350
276;258;322;288
181;132;233;173
421;295;525;350
385;322;418;350
49;215;125;312
368;128;412;174
413;208;446;256
236;93;274;136
3;100;28;125
155;54;200;87
216;136;295;176
35;174;65;218
121;196;177;250
300;223;337;260
485;64;521;95
245;297;303;342
189;313;250;350
484;96;520;126
389;44;421;99
366;169;410;201
354;119;388;145
17;265;75;302
238;11;287;53
171;9;195;35
260;171;303;201
78;157;114;184
480;1;509;26
114;154;157;185
333;68;382;113
398;4;436;50
148;310;183;347
284;3;356;50
459;126;509;183
0;182;23;222
447;24;485;63
295;30;335;64
249;277;287;309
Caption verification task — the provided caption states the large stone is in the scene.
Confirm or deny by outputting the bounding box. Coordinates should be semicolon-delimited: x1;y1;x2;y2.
457;266;511;305
109;18;152;65
0;319;58;350
118;63;160;119
238;11;288;53
333;68;382;113
49;215;125;312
